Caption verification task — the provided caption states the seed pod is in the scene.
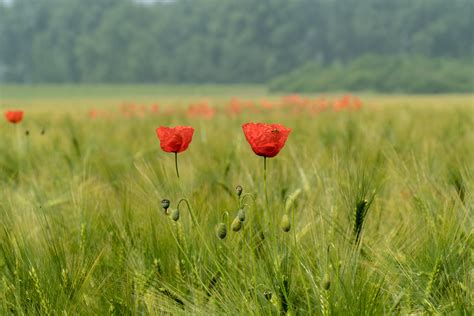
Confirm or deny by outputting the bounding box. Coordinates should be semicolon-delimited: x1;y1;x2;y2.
161;199;170;213
280;214;291;232
322;275;331;290
216;223;227;239
231;217;242;232
235;185;243;197
237;209;245;222
171;209;180;221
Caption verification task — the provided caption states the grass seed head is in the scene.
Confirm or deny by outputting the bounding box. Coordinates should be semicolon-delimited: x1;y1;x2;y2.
353;199;369;244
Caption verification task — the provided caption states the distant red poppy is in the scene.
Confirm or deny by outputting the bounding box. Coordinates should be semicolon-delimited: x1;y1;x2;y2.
156;126;195;153
4;110;24;124
187;101;215;119
352;96;363;110
150;104;160;113
242;122;291;158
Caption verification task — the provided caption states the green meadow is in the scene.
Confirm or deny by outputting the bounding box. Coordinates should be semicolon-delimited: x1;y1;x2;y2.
0;86;472;314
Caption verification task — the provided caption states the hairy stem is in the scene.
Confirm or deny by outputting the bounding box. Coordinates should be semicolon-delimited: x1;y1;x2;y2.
263;156;269;212
174;152;180;178
177;198;197;226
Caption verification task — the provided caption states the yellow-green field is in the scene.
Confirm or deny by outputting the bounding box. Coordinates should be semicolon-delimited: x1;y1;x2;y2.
0;85;473;314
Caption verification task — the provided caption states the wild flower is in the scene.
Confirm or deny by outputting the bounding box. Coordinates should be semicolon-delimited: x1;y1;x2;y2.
156;126;195;178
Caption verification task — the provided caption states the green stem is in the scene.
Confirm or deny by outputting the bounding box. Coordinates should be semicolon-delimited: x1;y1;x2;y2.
16;125;22;176
177;198;197;226
174;152;180;178
263;156;273;235
263;156;269;212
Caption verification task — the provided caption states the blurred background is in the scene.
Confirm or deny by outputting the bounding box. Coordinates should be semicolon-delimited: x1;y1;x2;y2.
0;0;473;93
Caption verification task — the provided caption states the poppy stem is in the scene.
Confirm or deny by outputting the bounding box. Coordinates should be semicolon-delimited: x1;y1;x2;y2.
16;124;22;168
174;152;180;178
263;156;269;212
177;198;198;226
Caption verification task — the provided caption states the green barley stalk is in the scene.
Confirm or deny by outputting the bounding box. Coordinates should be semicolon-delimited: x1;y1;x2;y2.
424;257;442;311
319;278;330;316
28;266;50;315
353;199;369;246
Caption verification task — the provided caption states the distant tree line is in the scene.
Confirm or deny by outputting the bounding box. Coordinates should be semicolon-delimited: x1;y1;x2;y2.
0;0;473;85
269;55;474;93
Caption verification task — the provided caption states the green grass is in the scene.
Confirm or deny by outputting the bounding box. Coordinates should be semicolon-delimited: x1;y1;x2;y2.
0;86;473;314
0;84;266;100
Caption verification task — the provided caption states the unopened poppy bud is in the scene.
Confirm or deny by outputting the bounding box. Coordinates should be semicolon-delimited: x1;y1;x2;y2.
280;214;291;232
216;223;227;239
322;275;331;290
25;130;30;136
161;199;170;211
263;290;272;301
231;217;242;232
237;209;245;222
41;129;46;135
171;209;180;221
235;185;243;197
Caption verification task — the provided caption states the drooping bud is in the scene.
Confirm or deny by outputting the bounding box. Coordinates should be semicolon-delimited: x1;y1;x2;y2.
171;209;180;221
235;185;243;197
216;223;227;239
237;209;245;222
263;290;272;301
322;275;331;290
161;199;170;214
280;214;291;232
231;217;242;232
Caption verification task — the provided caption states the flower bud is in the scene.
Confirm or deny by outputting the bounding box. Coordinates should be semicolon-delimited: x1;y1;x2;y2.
161;199;170;213
216;223;227;239
235;185;243;197
280;214;291;232
231;217;242;232
322;275;331;290
263;290;272;301
171;209;180;221
237;209;245;222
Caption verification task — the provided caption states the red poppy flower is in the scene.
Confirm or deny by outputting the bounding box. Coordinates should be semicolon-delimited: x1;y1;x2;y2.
242;122;291;158
4;110;24;124
156;126;195;153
